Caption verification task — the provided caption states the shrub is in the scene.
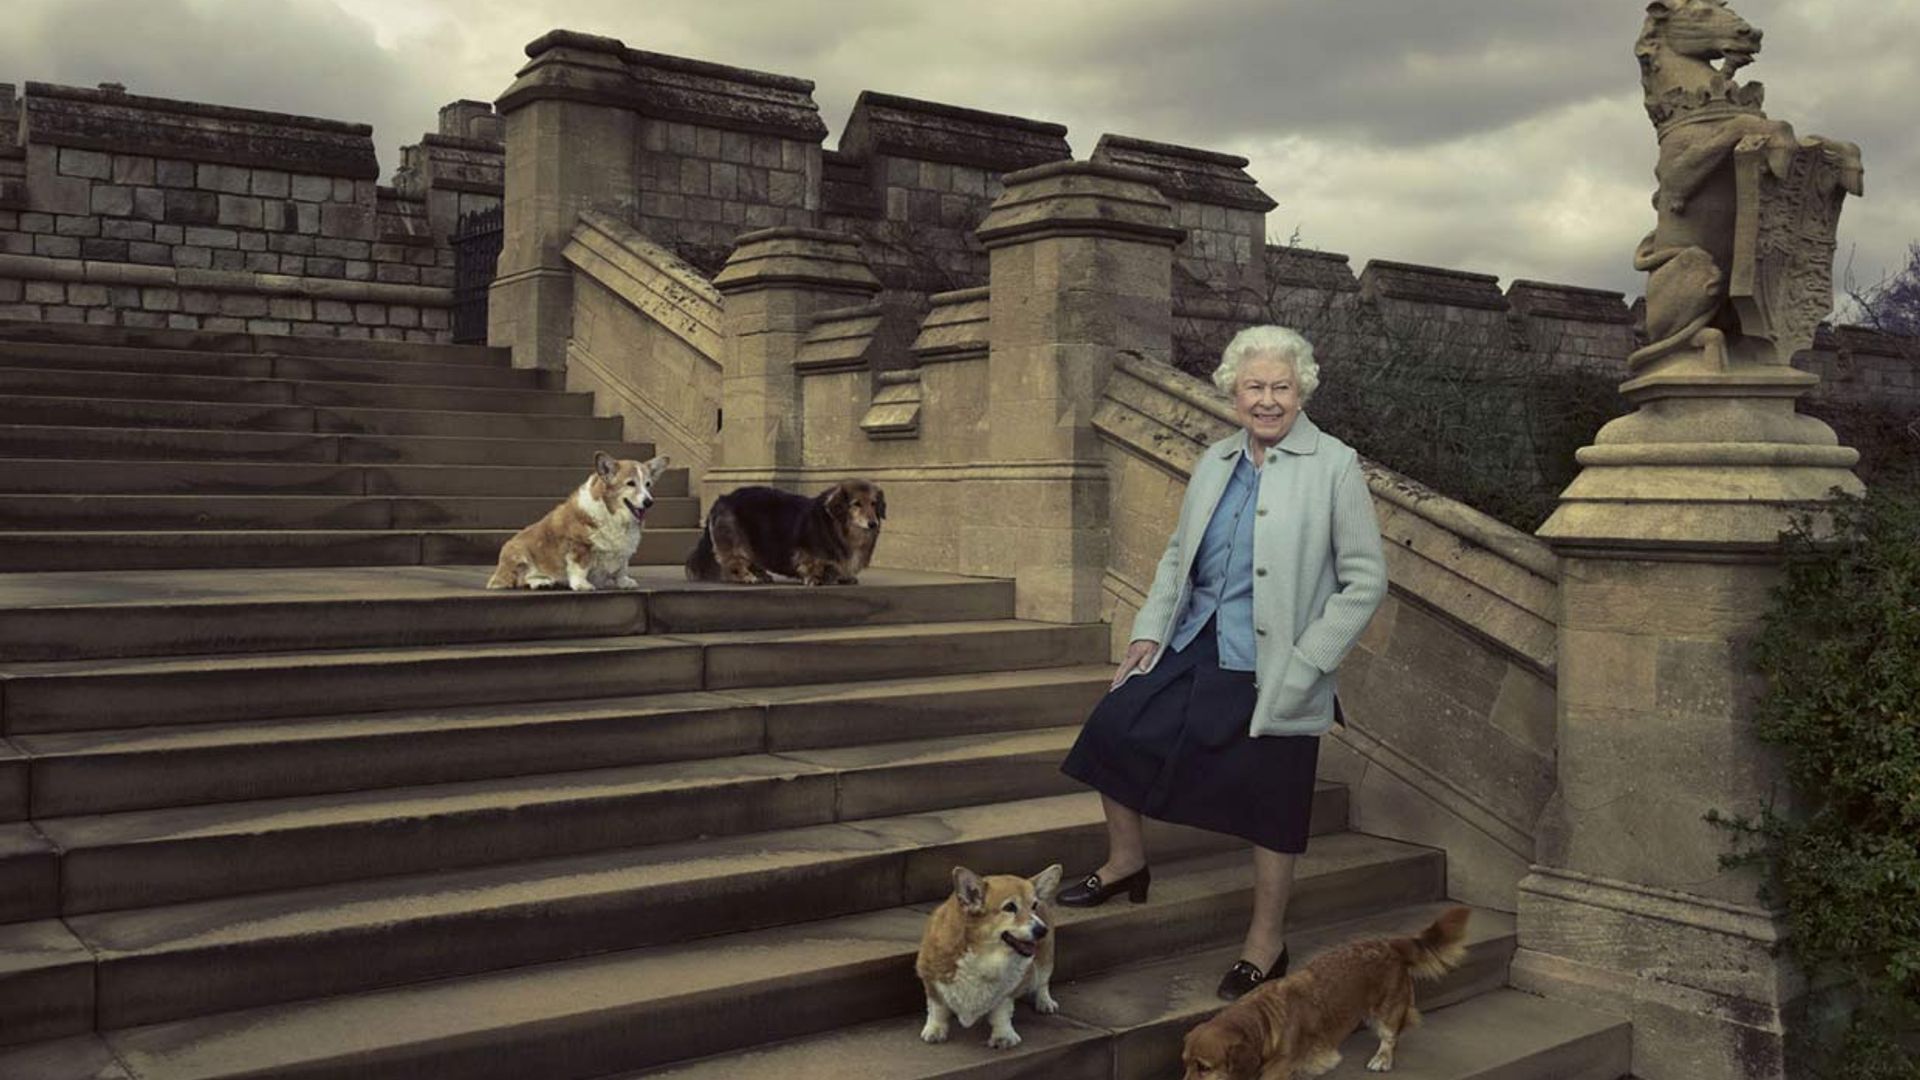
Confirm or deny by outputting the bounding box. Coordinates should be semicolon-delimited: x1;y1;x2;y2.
1713;486;1920;1078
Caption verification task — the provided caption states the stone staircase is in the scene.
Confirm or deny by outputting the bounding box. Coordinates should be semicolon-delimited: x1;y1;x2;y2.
0;326;1630;1079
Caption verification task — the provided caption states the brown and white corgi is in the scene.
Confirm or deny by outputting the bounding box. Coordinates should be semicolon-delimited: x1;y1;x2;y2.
486;451;670;591
915;863;1062;1049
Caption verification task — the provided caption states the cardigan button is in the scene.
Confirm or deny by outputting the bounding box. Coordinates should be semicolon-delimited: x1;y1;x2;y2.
1255;567;1268;577
1257;508;1268;517
1255;627;1267;636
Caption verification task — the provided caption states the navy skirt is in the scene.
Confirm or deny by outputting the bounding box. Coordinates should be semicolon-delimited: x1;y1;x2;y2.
1060;621;1322;854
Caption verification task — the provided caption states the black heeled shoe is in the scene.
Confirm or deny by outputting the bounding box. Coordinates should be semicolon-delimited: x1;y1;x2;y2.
1056;865;1151;907
1216;946;1289;1001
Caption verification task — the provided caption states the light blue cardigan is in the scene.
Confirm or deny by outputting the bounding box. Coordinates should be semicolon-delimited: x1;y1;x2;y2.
1126;414;1388;737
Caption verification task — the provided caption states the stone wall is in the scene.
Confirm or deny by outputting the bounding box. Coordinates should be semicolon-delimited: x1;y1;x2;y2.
0;81;494;341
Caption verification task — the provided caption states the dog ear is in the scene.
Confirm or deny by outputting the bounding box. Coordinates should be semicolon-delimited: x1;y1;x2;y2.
824;483;851;520
1029;864;1063;904
1645;0;1673;17
644;454;671;480
873;486;887;521
593;450;616;481
951;866;987;914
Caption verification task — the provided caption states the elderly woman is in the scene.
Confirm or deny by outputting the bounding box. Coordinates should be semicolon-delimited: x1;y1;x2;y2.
1058;325;1387;1001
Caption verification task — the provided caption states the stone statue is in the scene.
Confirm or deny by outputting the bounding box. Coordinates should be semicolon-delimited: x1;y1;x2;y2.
1630;0;1863;372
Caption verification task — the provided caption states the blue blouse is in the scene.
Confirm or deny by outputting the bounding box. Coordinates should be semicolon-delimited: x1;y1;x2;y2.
1168;448;1260;670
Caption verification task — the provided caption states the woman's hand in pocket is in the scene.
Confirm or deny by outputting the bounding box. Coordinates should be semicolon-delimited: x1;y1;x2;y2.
1111;639;1157;690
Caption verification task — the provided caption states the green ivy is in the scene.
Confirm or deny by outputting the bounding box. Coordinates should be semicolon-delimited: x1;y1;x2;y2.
1713;486;1920;1078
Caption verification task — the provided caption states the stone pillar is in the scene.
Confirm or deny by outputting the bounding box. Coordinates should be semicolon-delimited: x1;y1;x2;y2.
1521;167;1865;1080
490;31;639;370
705;227;880;505
975;161;1182;623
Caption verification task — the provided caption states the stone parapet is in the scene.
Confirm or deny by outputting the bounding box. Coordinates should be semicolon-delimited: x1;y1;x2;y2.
1093;134;1272;299
21;81;378;178
840;91;1069;176
911;287;989;365
1506;280;1632;324
1267;245;1361;292
1359;259;1509;312
1090;135;1274;213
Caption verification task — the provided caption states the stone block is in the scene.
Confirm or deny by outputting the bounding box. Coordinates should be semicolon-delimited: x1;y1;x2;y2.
197;164;252;194
132;187;165;222
56;214;100;237
34;235;80;258
0;280;17;303
202;316;244;332
238;231;267;252
112;156;156;186
295;202;322;234
0;302;40;319
679;158;709;195
751;136;783;169
67;283;108;306
172;245;212;269
212;248;246;270
19;212;52;233
164;189;220;226
270;233;314;255
155;159;196;188
720;130;752;165
167;313;197;329
251;169;290;198
123;309;166;328
24;281;65;304
44;304;84;323
60;148;111;180
694;127;722;159
218;195;264;229
332;178;356;202
288;174;331;202
153;224;183;244
279;255;306;275
91;184;134;216
247;318;293;336
405;245;438;267
142;288;180;312
370;242;406;263
81;238;129;261
372;326;405;342
710;162;740;200
387;304;420;328
269;296;313;321
183;225;238;249
244;251;278;273
354;302;386;325
420;267;454;288
344;259;372;281
27;146;92;215
219;292;270;318
315;299;353;323
306;257;346;277
128;241;171;265
321;202;374;239
422;306;450;330
375;263;419;285
314;236;369;259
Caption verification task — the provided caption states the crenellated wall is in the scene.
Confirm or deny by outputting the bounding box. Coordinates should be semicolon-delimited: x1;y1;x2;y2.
0;82;497;341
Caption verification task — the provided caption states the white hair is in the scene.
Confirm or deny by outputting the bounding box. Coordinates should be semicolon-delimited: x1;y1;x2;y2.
1212;325;1321;402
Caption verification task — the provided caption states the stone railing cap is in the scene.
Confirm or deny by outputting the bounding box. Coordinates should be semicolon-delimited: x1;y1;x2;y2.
838;89;1070;174
1091;133;1278;212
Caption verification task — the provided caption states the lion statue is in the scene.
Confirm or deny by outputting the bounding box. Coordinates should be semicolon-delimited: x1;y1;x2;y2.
1630;0;1862;371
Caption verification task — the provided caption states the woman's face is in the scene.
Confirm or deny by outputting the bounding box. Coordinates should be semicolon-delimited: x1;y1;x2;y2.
1232;352;1303;448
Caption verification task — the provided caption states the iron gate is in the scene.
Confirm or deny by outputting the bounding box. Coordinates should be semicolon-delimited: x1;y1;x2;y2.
450;205;504;345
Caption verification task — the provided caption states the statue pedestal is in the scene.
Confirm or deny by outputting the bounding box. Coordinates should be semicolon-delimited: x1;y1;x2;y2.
1526;345;1860;1079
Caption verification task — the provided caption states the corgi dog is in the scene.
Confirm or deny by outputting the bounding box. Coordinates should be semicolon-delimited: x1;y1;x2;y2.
915;863;1063;1049
487;451;670;591
1181;906;1472;1079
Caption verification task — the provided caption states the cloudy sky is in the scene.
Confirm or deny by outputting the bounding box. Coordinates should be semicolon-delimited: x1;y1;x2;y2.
3;0;1915;301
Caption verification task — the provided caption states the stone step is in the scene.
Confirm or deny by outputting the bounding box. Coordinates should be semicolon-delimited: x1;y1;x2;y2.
0;364;595;415
0;423;653;464
16;666;1107;815
0;493;701;532
0;919;93;1048
0;393;624;442
0;565;1005;662
0;738;23;820
0;320;511;367
72;834;1430;1080
36;727;1102;915
0;524;699;573
633;910;1622;1080
0;340;547;388
50;789;1357;1030
0;620;1106;733
0;821;57;922
0;458;690;498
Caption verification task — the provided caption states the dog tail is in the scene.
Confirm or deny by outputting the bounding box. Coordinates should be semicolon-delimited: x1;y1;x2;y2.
684;522;722;581
1393;906;1471;981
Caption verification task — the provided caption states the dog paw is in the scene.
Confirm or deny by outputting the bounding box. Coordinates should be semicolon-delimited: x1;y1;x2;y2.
1033;989;1060;1015
1366;1052;1393;1072
986;1030;1021;1050
919;1021;949;1044
615;575;638;590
